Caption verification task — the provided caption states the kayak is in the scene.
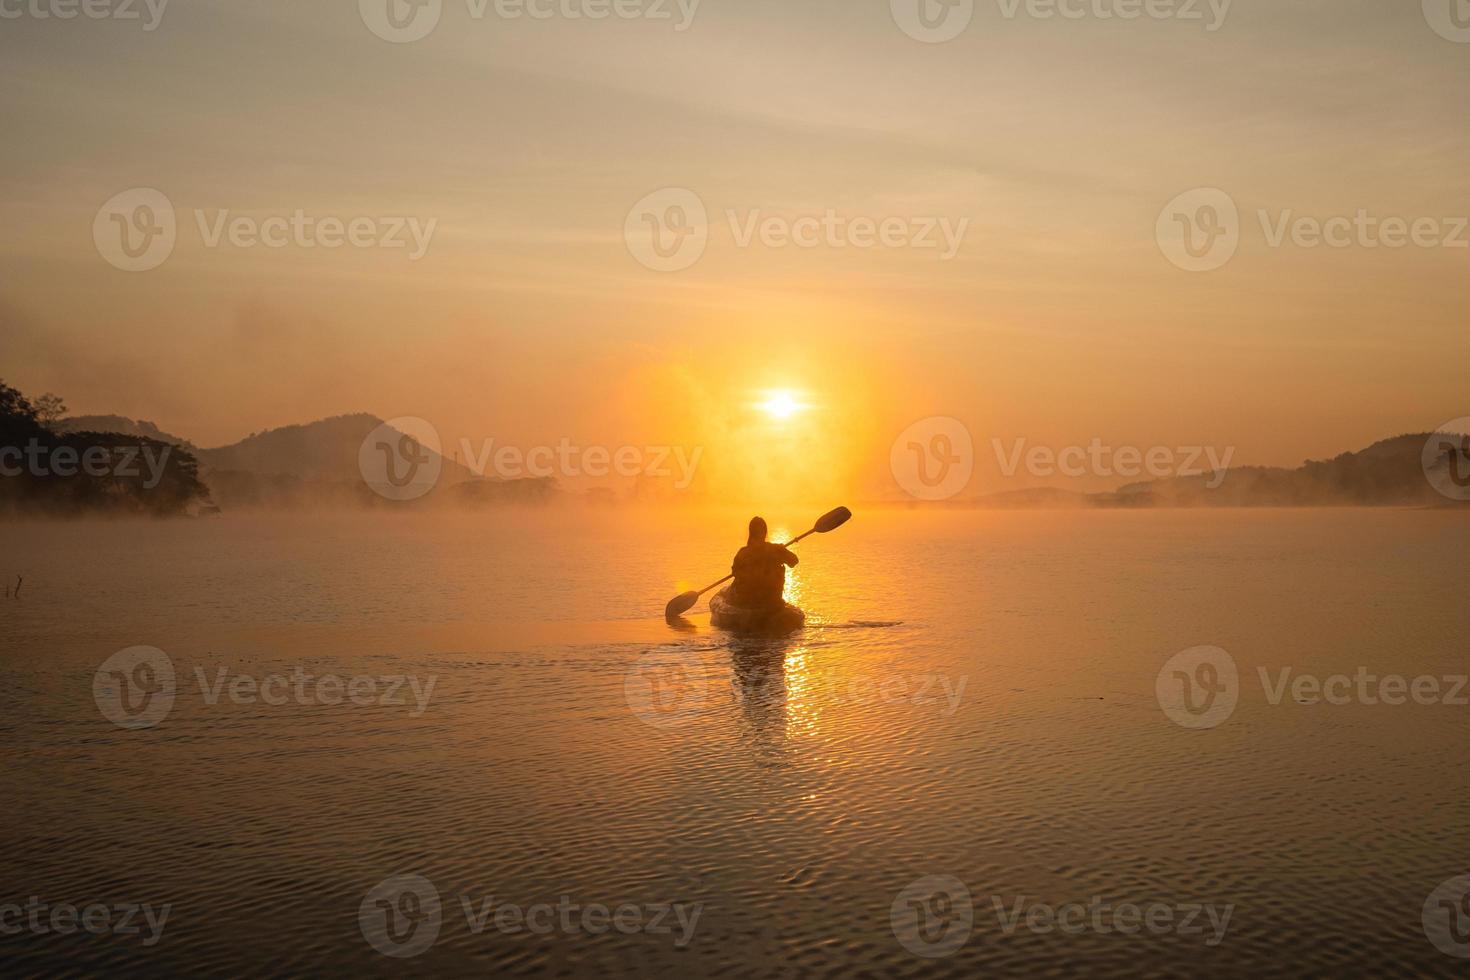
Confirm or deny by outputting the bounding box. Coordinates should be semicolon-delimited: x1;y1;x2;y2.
709;587;806;635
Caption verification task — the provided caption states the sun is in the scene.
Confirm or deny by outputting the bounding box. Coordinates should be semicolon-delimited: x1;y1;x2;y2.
758;390;807;421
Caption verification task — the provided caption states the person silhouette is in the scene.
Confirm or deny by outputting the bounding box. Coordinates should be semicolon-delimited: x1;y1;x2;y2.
730;517;798;610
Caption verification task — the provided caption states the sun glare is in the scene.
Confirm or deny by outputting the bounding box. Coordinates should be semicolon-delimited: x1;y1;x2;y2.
758;390;806;421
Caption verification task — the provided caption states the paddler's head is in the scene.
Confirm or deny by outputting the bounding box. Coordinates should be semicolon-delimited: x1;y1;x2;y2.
748;516;767;544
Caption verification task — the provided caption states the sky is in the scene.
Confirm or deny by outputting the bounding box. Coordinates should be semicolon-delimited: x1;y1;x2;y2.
1;0;1467;498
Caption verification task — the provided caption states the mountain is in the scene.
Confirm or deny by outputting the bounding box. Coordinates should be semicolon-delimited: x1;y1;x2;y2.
196;413;495;509
197;413;477;483
45;410;563;511
1123;432;1469;507
53;415;196;451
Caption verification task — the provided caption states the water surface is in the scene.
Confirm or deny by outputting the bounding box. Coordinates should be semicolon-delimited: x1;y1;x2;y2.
2;509;1466;977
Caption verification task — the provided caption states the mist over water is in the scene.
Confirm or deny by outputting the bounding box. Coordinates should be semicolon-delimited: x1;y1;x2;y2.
3;508;1466;976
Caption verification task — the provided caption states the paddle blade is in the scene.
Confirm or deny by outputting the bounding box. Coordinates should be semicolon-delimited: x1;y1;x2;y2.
665;591;700;619
814;506;853;533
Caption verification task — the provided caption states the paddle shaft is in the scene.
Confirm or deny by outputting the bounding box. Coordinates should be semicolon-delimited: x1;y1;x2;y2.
689;528;817;599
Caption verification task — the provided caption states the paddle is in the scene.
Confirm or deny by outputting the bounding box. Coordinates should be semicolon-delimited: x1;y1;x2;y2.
664;507;853;620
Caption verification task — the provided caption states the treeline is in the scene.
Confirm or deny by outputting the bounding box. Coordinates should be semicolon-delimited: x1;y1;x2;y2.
0;380;210;517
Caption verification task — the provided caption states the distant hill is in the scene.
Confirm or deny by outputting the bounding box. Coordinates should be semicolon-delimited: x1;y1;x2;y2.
53;415;196;452
1;385;209;517
195;413;492;510
1123;432;1469;507
42;410;564;511
873;430;1470;509
197;413;476;484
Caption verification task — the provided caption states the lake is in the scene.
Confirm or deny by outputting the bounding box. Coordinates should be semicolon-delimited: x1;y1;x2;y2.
2;508;1467;977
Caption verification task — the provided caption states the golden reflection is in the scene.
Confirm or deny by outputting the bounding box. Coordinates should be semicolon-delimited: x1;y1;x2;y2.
780;642;818;741
723;519;825;757
728;636;822;762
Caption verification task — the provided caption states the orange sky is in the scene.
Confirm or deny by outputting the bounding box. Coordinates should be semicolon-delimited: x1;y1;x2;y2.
1;1;1466;498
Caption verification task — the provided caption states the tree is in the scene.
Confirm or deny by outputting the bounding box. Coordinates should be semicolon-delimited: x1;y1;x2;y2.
33;393;67;427
0;379;44;443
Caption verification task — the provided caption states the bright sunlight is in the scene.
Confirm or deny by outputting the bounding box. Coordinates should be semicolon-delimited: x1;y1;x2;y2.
757;390;807;421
